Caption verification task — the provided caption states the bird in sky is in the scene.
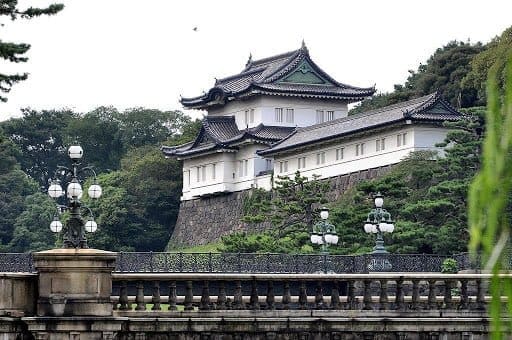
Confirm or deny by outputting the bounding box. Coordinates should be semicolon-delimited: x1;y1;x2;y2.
193;27;198;32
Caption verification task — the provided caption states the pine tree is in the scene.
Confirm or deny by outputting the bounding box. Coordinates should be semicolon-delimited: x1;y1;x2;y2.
0;0;64;102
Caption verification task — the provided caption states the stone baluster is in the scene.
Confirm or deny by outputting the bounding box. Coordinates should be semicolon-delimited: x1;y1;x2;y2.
394;278;404;310
347;280;356;309
363;280;372;310
282;281;291;310
459;279;468;310
151;281;161;311
118;280;130;310
135;281;146;311
250;280;260;310
331;281;340;309
444;279;453;309
233;280;244;310
168;281;177;311
266;281;275;310
411;279;420;310
299;281;308;309
315;281;324;309
200;280;211;310
217;281;227;309
184;280;194;311
249;280;260;310
476;278;485;310
379;279;388;310
427;279;437;310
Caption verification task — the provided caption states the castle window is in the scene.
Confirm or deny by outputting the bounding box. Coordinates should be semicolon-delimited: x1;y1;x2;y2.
187;170;191;186
275;108;283;122
336;148;344;160
239;160;244;177
265;159;272;170
356;143;365;156
298;157;306;169
212;163;216;180
326;110;334;121
397;133;407;147
376;138;385;152
316;110;324;124
201;166;206;181
316;152;325;165
250;109;254;123
279;161;288;173
286;108;294;123
196;167;200;182
244;160;248;177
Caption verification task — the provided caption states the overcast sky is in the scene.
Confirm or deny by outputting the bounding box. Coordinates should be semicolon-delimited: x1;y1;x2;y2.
1;0;511;121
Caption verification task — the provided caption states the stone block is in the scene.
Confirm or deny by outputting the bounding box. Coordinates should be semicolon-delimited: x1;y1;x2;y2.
33;249;117;317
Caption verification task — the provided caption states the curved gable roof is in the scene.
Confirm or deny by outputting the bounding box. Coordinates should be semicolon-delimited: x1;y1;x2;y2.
181;43;375;109
258;92;463;156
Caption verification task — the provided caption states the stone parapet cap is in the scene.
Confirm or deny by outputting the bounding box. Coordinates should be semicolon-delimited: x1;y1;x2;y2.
34;248;117;259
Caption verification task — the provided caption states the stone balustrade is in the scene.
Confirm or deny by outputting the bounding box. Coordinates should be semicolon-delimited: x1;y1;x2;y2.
111;272;494;313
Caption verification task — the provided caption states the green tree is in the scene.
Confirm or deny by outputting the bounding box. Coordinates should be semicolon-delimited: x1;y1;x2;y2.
462;26;512;106
118;108;193;149
0;130;38;250
66;106;124;172
0;0;63;102
468;55;512;339
223;171;328;253
0;108;77;187
8;192;58;252
351;41;484;114
85;146;182;251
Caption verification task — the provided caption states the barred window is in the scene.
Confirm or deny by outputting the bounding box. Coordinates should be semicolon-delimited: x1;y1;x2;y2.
336;148;344;160
275;108;283;122
286;108;294;123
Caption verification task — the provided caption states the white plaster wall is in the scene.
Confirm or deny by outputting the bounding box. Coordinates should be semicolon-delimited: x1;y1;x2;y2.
180;125;451;200
207;96;349;129
272;126;449;181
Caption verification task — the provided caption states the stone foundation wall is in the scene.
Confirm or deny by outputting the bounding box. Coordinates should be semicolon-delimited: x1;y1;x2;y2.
169;165;394;248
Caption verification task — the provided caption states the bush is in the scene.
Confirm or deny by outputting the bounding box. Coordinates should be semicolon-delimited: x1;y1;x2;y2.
441;258;458;273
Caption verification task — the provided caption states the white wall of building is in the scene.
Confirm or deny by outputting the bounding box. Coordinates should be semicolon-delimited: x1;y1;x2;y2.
208;97;349;129
181;144;273;200
272;126;451;181
180;124;452;201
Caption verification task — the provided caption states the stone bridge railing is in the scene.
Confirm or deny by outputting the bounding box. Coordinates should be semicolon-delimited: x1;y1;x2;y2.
0;249;508;339
111;272;488;312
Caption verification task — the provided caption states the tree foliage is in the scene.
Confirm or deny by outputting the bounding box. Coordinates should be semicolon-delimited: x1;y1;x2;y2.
222;171;329;253
351;40;485;114
462;27;512;106
0;106;199;252
468;53;512;339
0;0;64;102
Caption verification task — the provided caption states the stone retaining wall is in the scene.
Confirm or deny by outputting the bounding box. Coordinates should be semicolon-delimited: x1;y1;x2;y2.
168;165;394;248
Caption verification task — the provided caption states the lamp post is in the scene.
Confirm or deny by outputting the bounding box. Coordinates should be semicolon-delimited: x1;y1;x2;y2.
363;192;394;254
310;207;339;254
47;144;102;249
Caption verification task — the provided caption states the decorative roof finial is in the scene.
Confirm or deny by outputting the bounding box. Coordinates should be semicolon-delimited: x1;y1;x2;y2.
301;39;308;53
246;53;253;67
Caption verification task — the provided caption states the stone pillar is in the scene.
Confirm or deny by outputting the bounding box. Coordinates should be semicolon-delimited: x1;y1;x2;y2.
0;273;37;316
33;248;116;317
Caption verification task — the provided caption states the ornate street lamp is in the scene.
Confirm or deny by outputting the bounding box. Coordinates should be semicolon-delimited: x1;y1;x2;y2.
363;192;395;254
47;144;102;248
310;207;339;254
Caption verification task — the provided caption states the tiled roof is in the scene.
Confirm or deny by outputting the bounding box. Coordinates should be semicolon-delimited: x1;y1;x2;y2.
161;116;295;158
181;43;375;109
258;92;463;156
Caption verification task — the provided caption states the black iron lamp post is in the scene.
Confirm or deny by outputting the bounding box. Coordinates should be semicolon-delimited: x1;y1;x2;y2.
47;144;102;249
363;192;395;254
310;207;339;254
